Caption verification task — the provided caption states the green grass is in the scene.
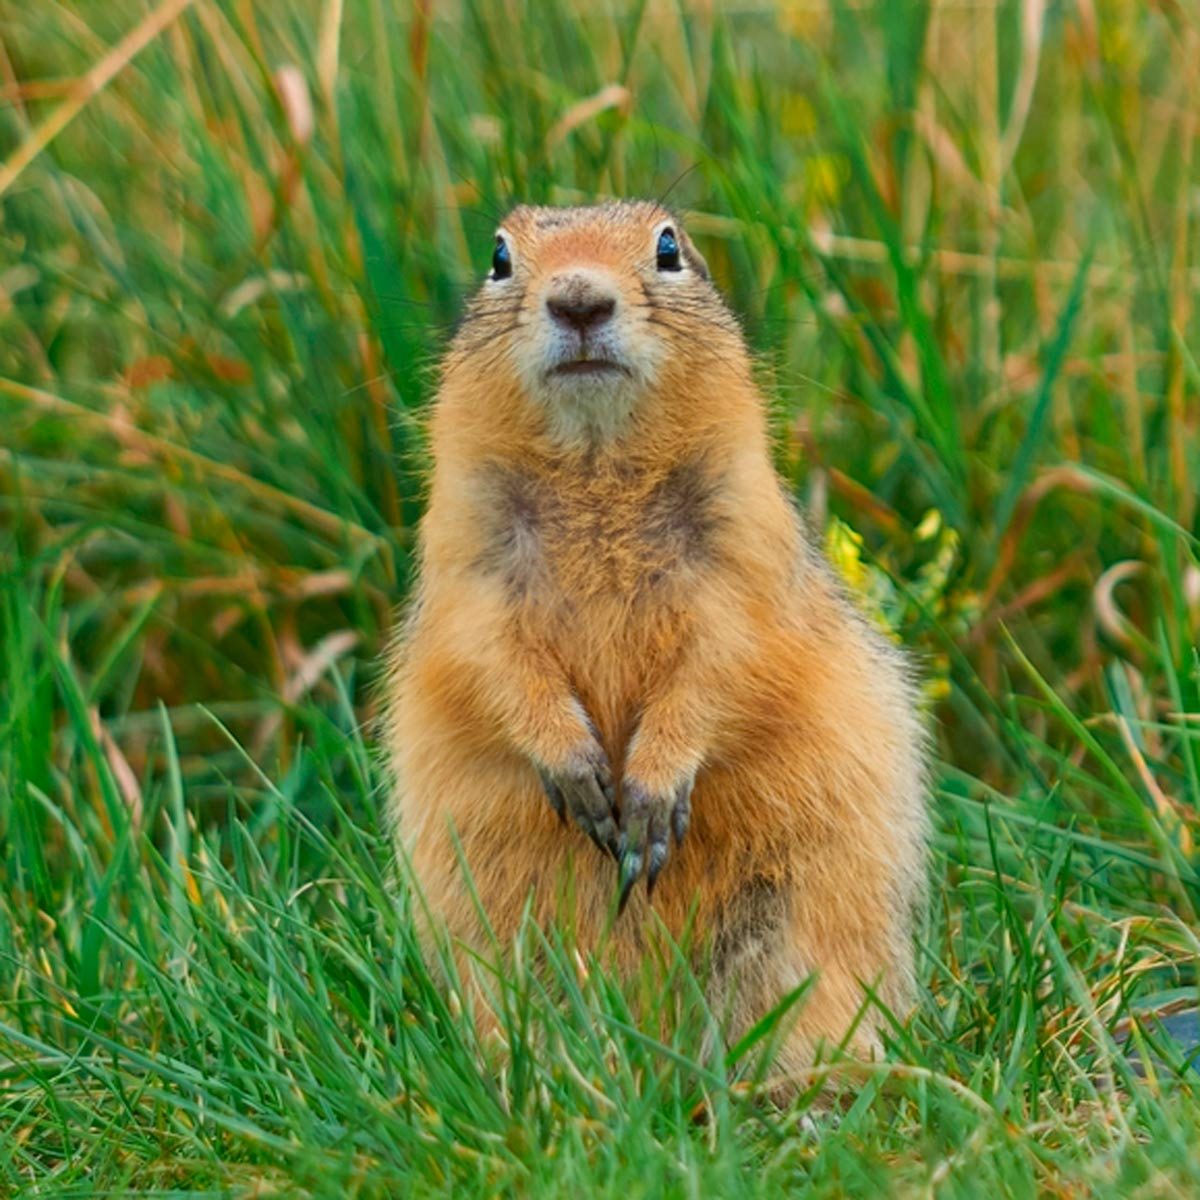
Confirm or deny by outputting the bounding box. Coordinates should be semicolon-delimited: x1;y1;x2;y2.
2;0;1199;1194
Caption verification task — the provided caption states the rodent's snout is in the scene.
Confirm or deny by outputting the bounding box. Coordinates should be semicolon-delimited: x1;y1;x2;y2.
521;259;657;435
544;273;618;335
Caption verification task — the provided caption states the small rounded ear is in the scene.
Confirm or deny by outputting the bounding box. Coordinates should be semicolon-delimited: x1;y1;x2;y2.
678;229;710;280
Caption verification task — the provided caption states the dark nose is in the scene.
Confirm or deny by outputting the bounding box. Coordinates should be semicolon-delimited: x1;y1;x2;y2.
545;276;616;334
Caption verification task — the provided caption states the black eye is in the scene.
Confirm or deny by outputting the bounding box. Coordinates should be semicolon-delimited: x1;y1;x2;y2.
656;227;681;271
491;235;512;280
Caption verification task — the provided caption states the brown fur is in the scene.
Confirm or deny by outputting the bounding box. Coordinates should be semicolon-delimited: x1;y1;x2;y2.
383;201;927;1072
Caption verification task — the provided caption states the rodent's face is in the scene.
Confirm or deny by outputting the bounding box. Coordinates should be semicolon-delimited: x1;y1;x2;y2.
451;201;740;445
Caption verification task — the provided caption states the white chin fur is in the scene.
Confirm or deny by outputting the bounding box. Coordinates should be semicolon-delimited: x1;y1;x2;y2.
515;328;664;446
528;370;646;444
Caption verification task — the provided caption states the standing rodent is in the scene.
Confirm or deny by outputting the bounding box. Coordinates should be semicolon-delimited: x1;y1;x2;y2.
384;200;927;1074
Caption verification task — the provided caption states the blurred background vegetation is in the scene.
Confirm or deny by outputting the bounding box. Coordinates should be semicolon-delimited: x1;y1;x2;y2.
1;0;1199;1194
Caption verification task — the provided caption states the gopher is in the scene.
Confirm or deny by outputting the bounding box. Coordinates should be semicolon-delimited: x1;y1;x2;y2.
383;200;927;1073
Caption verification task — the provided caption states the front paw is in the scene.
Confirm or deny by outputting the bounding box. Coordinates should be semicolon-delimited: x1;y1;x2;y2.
617;772;695;911
535;737;619;859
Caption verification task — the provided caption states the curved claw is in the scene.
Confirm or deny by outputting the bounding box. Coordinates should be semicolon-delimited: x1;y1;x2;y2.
646;836;670;895
617;838;643;914
616;772;696;911
671;777;694;846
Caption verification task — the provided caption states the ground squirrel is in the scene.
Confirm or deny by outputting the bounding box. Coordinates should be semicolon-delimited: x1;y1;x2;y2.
384;200;927;1072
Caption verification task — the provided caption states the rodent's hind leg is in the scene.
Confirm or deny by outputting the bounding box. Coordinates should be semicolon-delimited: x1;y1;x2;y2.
707;871;893;1097
707;873;796;1049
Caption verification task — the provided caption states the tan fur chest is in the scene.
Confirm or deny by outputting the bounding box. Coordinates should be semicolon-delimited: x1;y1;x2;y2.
471;452;723;607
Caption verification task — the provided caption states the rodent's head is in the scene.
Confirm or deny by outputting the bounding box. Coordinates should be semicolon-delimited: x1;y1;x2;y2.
447;200;745;446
